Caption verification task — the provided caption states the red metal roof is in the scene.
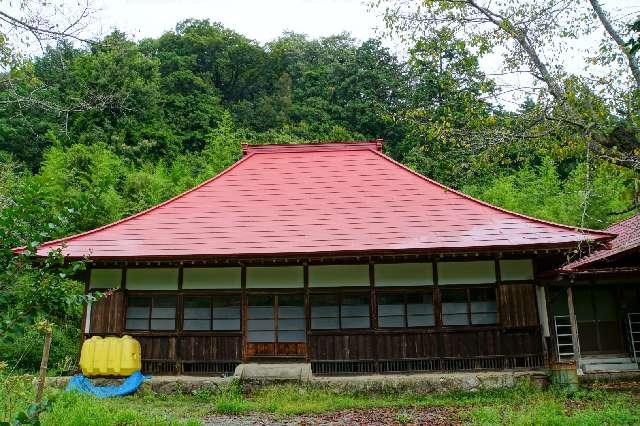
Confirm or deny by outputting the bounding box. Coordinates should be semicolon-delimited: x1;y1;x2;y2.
27;141;613;259
561;213;640;271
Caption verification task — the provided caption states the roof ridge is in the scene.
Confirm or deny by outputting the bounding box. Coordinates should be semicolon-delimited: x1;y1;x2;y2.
18;153;256;255
370;149;615;240
243;140;382;155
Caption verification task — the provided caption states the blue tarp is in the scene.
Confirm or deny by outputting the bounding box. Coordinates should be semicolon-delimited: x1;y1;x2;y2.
66;371;148;398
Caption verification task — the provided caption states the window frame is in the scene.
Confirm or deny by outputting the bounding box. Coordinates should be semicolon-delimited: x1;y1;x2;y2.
245;290;307;344
376;289;436;329
182;293;242;333
124;293;178;332
121;276;503;336
310;289;371;331
438;285;499;327
124;290;244;335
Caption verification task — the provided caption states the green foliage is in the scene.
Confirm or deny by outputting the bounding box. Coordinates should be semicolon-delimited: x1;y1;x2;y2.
43;392;198;426
0;19;638;374
0;375;34;424
394;412;414;424
0;324;80;375
629;19;640;55
464;158;636;228
7;398;52;426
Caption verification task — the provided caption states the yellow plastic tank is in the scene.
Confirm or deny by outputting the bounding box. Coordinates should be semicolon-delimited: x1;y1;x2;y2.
80;335;141;377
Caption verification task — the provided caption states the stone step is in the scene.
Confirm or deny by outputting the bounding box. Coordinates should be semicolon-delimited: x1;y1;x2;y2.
581;356;635;365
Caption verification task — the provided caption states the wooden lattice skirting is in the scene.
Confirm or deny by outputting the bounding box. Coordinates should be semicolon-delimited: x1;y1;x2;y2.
311;354;545;376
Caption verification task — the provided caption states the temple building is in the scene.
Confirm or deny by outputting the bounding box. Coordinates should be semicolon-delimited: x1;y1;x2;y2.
24;141;639;375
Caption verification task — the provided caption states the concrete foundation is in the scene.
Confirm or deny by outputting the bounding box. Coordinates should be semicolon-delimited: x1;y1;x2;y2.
312;371;549;394
47;369;550;395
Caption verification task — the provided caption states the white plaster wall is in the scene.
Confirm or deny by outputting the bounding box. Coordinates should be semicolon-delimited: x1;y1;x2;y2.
89;268;122;289
183;267;241;289
126;268;179;290
246;266;303;288
375;263;433;287
438;261;496;285
499;259;534;281
309;264;369;287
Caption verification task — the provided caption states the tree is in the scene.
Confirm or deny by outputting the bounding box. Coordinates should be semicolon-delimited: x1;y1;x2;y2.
398;29;498;186
0;0;105;140
0;0;94;47
629;18;640;55
373;0;640;171
589;0;640;86
464;157;636;228
154;20;267;104
0;158;87;340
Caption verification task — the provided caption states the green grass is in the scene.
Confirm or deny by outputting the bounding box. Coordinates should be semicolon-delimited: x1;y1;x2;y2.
1;375;639;425
43;392;201;426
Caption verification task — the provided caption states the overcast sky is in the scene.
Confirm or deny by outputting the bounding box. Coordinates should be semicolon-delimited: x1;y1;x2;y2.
89;0;639;107
95;0;381;43
95;0;638;44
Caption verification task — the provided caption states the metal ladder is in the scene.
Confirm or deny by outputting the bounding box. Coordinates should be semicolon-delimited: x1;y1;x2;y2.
554;315;575;361
628;313;640;363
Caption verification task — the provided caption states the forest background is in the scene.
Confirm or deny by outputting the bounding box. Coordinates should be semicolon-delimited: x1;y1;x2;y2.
0;0;638;374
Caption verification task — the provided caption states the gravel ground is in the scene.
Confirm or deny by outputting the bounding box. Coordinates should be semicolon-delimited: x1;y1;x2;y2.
204;407;460;426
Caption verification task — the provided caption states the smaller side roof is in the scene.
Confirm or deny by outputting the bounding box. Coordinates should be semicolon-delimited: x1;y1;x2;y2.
561;213;640;271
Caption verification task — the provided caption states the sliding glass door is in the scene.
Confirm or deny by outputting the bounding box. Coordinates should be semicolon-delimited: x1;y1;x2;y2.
246;293;306;357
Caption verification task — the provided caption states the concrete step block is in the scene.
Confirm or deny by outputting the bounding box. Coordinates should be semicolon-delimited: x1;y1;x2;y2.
234;363;313;382
583;362;639;373
581;357;634;365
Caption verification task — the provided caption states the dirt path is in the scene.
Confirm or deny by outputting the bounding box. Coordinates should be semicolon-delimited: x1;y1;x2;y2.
204;407;461;426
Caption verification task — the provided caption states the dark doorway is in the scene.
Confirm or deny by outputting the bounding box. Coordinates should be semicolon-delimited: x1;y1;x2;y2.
573;287;624;354
245;294;306;358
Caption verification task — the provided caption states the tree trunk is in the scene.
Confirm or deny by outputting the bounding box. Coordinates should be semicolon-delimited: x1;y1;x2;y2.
588;0;640;87
466;0;640;171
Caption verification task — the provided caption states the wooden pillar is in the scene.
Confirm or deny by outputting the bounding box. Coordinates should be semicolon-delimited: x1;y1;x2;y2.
120;265;127;336
566;286;582;368
80;269;91;349
304;262;310;363
494;259;503;363
535;285;550;366
241;264;247;362
369;261;378;372
176;264;184;375
544;285;555;353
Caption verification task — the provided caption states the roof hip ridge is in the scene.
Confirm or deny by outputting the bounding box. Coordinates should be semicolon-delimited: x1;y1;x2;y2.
369;149;615;240
18;152;257;255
